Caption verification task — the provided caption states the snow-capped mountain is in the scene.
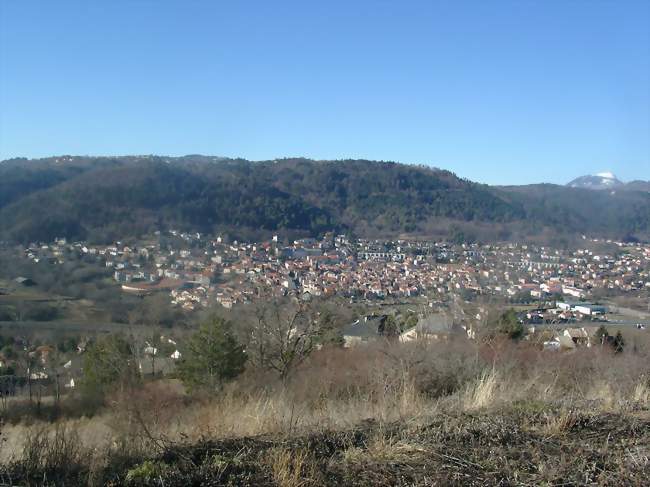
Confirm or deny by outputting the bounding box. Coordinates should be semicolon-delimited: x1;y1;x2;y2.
567;172;624;190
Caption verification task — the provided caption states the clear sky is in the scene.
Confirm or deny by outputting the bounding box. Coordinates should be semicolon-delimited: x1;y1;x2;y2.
1;1;648;185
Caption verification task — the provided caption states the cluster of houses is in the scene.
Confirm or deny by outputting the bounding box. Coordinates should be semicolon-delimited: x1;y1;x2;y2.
0;333;184;396
16;233;650;314
521;301;609;325
341;312;453;347
539;326;621;351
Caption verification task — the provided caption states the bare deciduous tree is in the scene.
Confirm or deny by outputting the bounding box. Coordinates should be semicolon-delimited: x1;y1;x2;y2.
247;299;320;380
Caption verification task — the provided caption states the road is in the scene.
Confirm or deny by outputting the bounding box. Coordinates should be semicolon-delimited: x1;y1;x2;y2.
606;303;650;320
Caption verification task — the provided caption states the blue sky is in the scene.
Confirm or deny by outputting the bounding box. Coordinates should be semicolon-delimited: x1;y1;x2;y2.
1;1;648;185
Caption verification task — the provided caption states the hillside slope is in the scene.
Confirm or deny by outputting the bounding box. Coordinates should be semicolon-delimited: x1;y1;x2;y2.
1;156;648;243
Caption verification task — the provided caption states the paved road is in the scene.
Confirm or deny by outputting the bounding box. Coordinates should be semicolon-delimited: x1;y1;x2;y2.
605;319;650;328
607;304;650;320
530;320;649;330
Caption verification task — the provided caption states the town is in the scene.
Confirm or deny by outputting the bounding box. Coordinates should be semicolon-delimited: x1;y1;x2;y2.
15;231;650;311
8;229;648;319
0;231;648;394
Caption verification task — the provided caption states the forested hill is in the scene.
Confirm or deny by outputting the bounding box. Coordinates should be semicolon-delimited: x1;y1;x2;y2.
1;155;649;244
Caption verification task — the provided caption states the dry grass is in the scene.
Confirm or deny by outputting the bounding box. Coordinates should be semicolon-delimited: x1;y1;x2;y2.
541;409;581;437
3;334;650;484
175;358;431;441
586;380;618;409
343;428;427;465
267;447;321;487
462;370;499;410
633;379;650;405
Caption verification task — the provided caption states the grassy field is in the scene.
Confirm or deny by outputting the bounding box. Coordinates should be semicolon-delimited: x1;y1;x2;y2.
0;280;108;323
0;320;134;334
0;282;122;333
0;278;178;335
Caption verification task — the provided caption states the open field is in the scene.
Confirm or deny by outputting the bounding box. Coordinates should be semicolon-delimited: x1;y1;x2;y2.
0;320;134;334
0;283;113;326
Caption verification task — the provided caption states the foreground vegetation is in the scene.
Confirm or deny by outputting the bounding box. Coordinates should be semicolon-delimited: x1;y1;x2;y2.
1;328;649;486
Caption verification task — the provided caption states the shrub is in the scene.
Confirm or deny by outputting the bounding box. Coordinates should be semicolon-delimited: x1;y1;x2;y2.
125;460;171;484
16;423;90;484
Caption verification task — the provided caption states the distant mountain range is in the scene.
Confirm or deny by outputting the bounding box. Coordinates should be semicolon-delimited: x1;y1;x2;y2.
1;156;649;244
567;172;650;192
